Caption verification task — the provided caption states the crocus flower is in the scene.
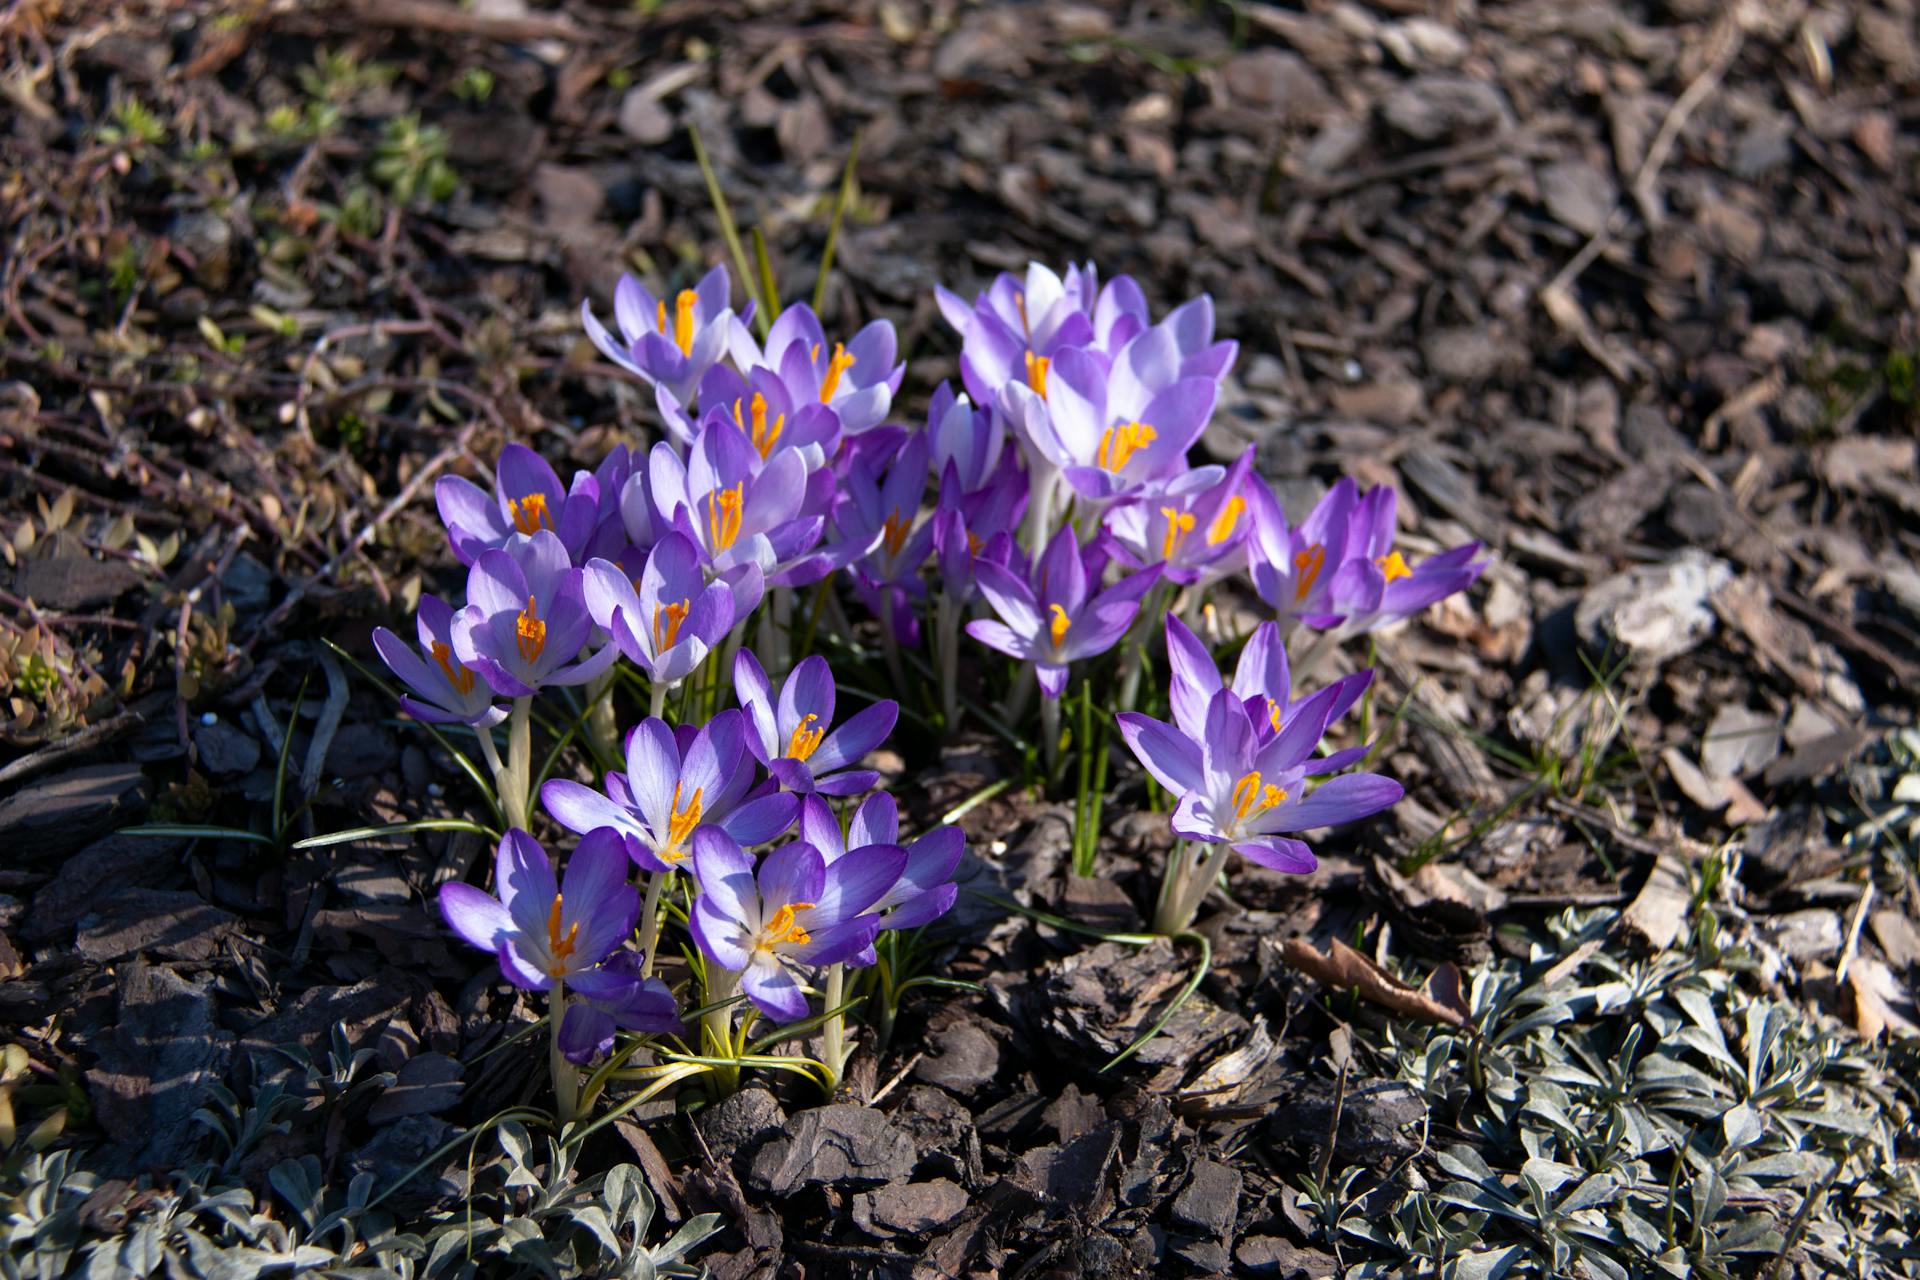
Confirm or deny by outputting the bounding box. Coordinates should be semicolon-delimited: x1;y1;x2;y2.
931;462;1022;606
452;530;616;697
372;594;506;728
936;262;1154;408
1106;445;1255;585
1244;476;1355;629
691;363;844;481
968;525;1163;697
734;651;899;795
798;793;962;934
557;950;686;1063
435;444;601;566
649;423;820;602
688;828;904;1021
1162;614;1371;773
1117;687;1403;874
439;829;639;991
582;533;735;688
540;710;798;873
927;382;1005;497
1322;484;1485;636
732;304;903;435
582;265;740;408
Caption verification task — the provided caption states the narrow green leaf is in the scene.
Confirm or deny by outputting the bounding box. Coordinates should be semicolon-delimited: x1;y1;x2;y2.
291;818;495;850
811;131;862;314
119;823;279;846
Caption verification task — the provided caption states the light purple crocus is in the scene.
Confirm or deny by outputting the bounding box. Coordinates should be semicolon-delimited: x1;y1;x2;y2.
1322;484;1486;636
798;793;962;935
1162;614;1372;773
540;710;798;873
732;304;903;435
927;382;1005;497
439;829;639;991
1117;687;1403;874
557;950;685;1063
688;828;904;1022
931;462;1022;606
582;265;740;408
936;262;1153;408
1107;445;1256;585
1245;476;1355;629
734;651;899;796
435;444;601;566
649;421;820;603
451;530;616;697
582;533;735;687
372;594;506;728
968;525;1163;697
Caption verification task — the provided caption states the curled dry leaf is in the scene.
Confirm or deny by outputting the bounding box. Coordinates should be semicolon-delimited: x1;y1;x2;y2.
1281;937;1472;1030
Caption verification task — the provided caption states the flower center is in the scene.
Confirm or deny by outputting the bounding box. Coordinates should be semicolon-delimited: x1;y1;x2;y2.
1208;496;1246;545
755;901;817;951
706;484;744;553
1377;549;1411;583
430;640;475;695
1231;770;1288;829
655;289;698;357
965;530;983;557
881;509;912;558
662;780;704;861
734;392;785;460
1024;350;1050;399
1097;421;1156;473
1160;506;1196;561
508;492;552;536
1048;603;1071;651
515;596;546;663
1293;543;1326;602
546;895;580;976
786;712;827;762
818;342;856;403
652;598;690;652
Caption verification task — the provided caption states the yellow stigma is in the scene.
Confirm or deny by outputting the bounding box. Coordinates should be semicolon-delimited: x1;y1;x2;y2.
756;901;817;951
881;509;912;558
652;598;689;652
706;483;744;553
966;529;983;556
1377;549;1411;583
1231;770;1288;825
1014;289;1030;337
1024;351;1050;399
1048;602;1071;650
545;895;580;976
1208;496;1246;545
662;781;704;861
1293;543;1326;602
1097;421;1157;473
673;289;697;357
734;392;784;460
1267;698;1284;732
786;712;826;762
515;596;546;663
1160;506;1197;561
819;342;856;403
430;640;475;695
508;492;551;536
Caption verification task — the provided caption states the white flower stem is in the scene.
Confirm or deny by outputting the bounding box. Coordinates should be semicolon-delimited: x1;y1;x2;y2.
636;871;667;979
822;963;848;1094
503;696;532;831
935;590;961;730
1160;840;1231;934
702;965;742;1095
648;676;668;724
1040;693;1061;778
474;723;510;823
1153;839;1192;935
549;981;579;1124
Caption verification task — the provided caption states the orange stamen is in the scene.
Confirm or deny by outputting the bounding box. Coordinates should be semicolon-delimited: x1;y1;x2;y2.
1097;421;1157;473
508;492;551;536
1024;351;1050;399
1293;544;1327;602
819;342;856;403
545;895;580;976
515;596;546;663
662;781;703;861
430;641;475;695
786;712;826;762
1377;549;1411;583
1160;506;1196;561
881;509;912;558
757;901;817;950
706;484;744;553
1208;496;1246;545
1048;603;1071;650
735;391;784;459
652;598;690;652
673;289;697;357
1231;770;1287;825
1267;698;1284;732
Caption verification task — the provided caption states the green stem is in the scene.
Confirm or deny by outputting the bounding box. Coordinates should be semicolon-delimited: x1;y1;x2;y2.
1154;839;1191;934
474;723;510;822
935;590;960;731
648;676;668;724
550;982;580;1124
1040;692;1061;780
504;696;532;831
822;963;848;1094
584;669;620;765
878;592;906;693
702;966;742;1095
636;872;667;979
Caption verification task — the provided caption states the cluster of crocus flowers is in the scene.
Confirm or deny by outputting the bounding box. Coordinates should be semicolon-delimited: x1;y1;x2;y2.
387;257;1488;1117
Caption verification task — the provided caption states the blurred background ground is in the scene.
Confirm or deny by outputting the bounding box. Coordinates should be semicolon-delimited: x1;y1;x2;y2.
2;1;1919;1276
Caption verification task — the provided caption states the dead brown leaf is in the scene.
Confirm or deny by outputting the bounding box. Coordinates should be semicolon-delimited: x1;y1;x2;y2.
1281;938;1472;1030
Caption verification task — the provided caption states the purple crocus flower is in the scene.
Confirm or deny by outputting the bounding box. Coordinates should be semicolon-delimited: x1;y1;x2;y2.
540;710;798;873
1162;614;1372;773
435;444;601;566
1322;484;1486;636
372;594;506;728
733;304;904;435
1117;687;1403;874
581;533;735;687
931;463;1023;606
649;422;820;603
691;363;845;477
798;793;962;934
1106;445;1255;585
733;651;899;796
582;265;740;408
439;829;639;990
967;525;1163;697
451;530;616;697
927;383;1005;497
1244;476;1355;629
688;828;904;1022
936;262;1154;408
557;950;686;1063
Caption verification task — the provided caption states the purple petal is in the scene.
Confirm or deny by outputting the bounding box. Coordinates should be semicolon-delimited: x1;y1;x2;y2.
720;790;800;846
1116;713;1204;795
1233;838;1318;874
740;956;809;1022
1280;773;1404;830
757;841;827;913
807;700;896;774
440;882;512;955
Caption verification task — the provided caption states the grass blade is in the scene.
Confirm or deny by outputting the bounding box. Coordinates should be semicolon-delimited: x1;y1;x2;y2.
688;123;764;336
291;818;495;850
812;131;862;314
119;823;278;846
